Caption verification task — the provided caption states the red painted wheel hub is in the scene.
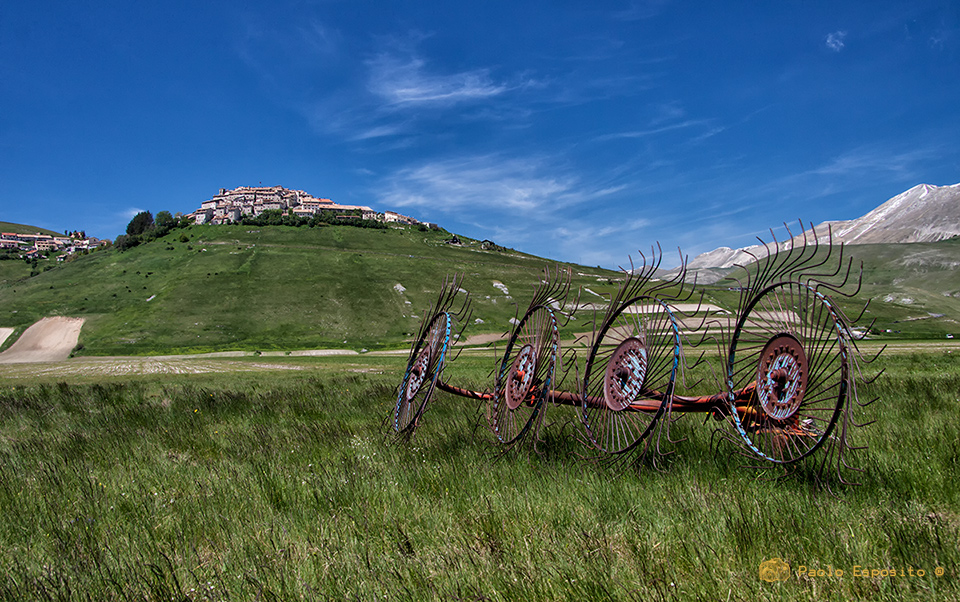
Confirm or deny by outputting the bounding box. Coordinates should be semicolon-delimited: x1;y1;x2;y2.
756;334;808;421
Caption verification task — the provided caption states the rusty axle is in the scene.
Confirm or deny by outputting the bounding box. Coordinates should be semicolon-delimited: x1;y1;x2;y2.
436;379;757;414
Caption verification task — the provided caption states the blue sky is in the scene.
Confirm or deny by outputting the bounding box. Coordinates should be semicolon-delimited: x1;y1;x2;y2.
2;1;958;268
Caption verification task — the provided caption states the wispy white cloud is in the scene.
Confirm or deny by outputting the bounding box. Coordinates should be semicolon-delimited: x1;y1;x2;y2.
234;16;341;90
253;25;671;150
299;44;535;145
687;144;941;239
723;144;939;210
300;20;340;57
929;24;956;50
688;126;726;144
378;155;585;213
825;31;847;52
473;214;656;269
649;101;686;126
546;215;660;268
595;119;710;141
592;101;722;143
374;153;664;267
83;208;146;239
348;123;408;141
805;145;934;179
613;0;672;21
367;54;508;107
551;218;651;246
634;141;949;264
546;69;665;106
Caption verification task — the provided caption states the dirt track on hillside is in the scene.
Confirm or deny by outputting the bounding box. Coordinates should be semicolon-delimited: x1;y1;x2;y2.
0;357;307;379
0;328;13;348
0;317;85;364
459;332;508;346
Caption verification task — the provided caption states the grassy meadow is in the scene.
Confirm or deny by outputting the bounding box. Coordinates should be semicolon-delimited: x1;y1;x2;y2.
0;349;957;601
0;222;62;237
4;222;959;359
0;224;626;355
710;238;960;340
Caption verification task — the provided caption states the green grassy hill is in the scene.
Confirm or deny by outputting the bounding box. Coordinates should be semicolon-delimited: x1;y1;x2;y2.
709;238;960;339
3;222;957;356
0;221;63;236
0;223;626;355
850;239;960;337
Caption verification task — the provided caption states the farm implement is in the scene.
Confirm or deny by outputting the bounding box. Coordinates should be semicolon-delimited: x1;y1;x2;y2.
392;226;878;482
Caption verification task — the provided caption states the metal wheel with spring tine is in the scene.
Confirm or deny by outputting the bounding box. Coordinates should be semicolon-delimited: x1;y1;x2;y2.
391;228;878;484
580;296;681;453
394;311;451;435
491;305;558;445
727;281;848;463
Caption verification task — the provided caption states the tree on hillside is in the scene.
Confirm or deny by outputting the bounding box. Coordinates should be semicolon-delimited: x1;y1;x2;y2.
154;210;175;236
155;210;174;229
126;211;154;236
114;234;139;251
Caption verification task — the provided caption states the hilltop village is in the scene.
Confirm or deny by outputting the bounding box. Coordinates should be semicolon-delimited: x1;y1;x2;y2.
2;186;428;261
189;186;425;227
0;231;107;260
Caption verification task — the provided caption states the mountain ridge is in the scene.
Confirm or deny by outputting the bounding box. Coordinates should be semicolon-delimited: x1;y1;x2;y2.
683;182;960;278
809;182;960;246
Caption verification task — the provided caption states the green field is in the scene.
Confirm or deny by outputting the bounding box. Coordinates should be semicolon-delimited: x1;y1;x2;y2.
0;348;957;601
711;239;960;340
0;222;63;290
0;221;63;237
3;223;958;360
1;220;958;599
844;239;960;338
0;223;628;355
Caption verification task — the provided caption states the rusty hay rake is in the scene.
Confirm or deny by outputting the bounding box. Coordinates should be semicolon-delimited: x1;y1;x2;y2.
391;224;879;482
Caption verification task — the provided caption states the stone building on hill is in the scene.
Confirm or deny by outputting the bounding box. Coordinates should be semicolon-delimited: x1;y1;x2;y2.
189;185;384;225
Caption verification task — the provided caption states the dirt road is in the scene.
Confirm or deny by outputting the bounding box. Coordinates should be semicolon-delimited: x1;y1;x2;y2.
0;317;85;364
0;357;307;379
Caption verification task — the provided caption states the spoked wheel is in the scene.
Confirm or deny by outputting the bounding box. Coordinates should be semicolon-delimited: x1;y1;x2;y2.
491;305;559;445
394;311;452;435
727;281;848;463
580;296;681;453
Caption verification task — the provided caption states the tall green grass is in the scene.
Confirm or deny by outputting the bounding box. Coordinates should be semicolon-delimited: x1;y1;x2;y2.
0;351;957;600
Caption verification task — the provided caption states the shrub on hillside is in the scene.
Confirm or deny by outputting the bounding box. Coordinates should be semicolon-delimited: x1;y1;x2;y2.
236;210;387;230
114;234;141;251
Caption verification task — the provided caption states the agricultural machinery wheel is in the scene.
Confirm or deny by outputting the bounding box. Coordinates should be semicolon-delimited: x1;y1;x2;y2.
580;296;681;453
491;305;559;445
727;281;848;463
393;311;451;435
